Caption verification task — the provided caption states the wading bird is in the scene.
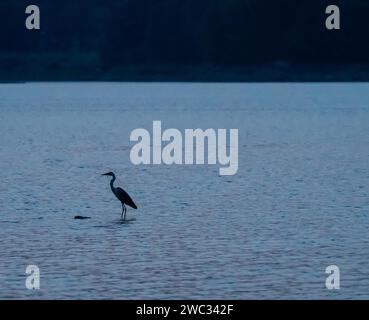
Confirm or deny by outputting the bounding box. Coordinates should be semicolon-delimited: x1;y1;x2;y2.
102;172;137;220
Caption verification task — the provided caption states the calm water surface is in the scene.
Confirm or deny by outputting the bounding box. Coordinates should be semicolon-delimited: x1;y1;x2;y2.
1;82;369;299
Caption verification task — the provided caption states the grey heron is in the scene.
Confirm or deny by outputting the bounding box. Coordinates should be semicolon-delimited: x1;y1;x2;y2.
102;172;138;220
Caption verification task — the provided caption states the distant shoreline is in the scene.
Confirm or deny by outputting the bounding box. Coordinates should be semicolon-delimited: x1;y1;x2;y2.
1;64;369;82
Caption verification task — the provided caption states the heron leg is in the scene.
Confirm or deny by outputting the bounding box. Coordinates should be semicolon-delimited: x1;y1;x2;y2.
121;203;127;220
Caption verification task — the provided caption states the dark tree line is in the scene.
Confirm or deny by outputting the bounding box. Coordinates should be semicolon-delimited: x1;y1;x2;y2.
0;0;368;80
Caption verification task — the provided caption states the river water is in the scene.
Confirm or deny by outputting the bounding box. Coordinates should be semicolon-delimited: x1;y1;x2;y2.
0;82;369;299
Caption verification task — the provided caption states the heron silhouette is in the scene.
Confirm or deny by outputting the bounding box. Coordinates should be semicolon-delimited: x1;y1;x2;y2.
102;172;137;220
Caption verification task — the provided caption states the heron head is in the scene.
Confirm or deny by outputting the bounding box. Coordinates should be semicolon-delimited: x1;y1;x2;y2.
102;171;115;177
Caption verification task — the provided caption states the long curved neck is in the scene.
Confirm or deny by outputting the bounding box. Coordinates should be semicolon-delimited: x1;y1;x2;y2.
110;175;116;192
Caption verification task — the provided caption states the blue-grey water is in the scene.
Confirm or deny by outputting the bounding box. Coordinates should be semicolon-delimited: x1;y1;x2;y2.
0;82;369;299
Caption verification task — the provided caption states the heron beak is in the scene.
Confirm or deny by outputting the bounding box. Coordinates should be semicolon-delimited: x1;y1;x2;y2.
102;173;110;176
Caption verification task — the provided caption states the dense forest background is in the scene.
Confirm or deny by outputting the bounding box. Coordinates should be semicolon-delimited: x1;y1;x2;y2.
0;0;368;81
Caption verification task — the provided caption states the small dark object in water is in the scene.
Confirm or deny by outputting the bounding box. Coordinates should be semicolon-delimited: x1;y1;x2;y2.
74;216;91;220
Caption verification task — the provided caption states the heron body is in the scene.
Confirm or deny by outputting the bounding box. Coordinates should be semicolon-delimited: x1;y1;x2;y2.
102;172;137;220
